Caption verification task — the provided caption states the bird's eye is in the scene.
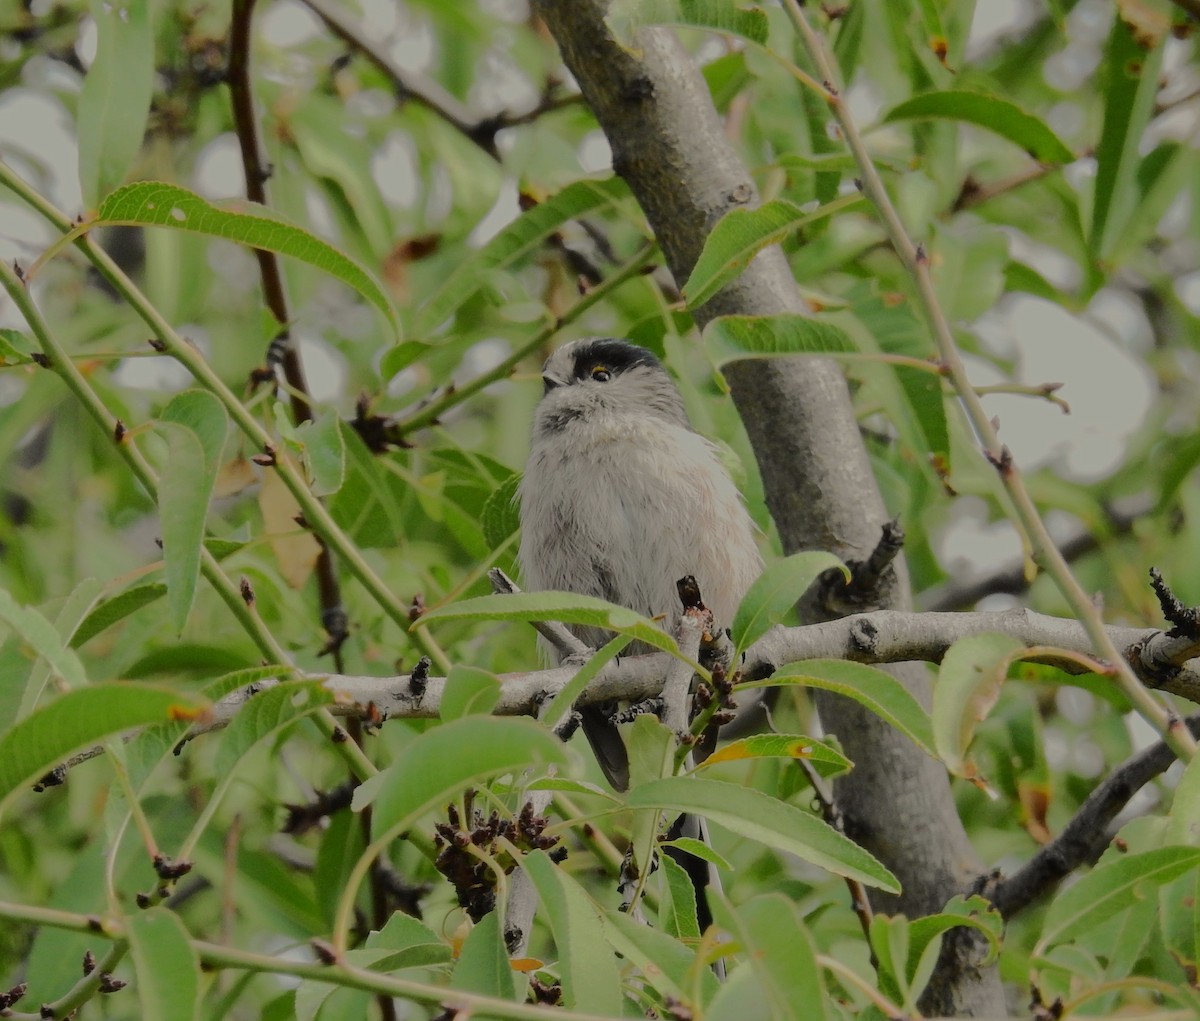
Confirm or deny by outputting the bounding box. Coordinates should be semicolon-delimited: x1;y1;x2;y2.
591;366;612;382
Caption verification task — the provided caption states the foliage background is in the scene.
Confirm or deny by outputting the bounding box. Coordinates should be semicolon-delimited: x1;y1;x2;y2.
1;0;1199;1018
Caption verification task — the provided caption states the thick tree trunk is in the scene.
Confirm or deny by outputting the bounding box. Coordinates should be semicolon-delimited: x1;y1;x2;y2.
532;2;1007;1015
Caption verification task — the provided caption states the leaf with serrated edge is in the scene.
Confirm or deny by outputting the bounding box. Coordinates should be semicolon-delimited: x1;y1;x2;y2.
706;314;858;360
1038;847;1200;952
0;684;208;808
522;850;625;1013
93;182;399;337
743;659;936;757
127;908;200;1021
883;91;1074;166
359;717;567;835
628;777;898;891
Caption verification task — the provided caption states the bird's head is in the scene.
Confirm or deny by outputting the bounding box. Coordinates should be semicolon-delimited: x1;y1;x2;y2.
533;337;690;436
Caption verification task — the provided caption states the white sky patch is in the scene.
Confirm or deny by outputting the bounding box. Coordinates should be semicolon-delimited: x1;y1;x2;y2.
191;133;247;199
259;0;323;48
372;131;420;209
467;180;520;247
973;294;1155;480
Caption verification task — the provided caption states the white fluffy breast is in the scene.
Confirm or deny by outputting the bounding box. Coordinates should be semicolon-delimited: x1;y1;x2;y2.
518;407;761;654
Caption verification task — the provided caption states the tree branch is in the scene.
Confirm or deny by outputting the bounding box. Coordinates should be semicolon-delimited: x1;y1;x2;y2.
990;713;1200;918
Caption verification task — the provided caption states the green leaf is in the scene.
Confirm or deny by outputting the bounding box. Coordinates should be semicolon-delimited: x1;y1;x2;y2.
17;580;104;720
0;589;88;701
481;472;521;550
77;0;153;206
92;182;399;337
450;910;515;1001
1039;846;1200;952
903;896;1002;1006
127;907;200;1021
328;419;404;547
158;390;228;633
522;850;625;1013
747;660;936;757
712;893;829;1021
0;683;208;808
627;777;899;892
0;328;37;366
299;411;346;497
706;313;858;360
730;551;848;656
69;584;163;648
380;340;433;383
605;906;717;1005
697;733;852;778
1091;13;1167;262
684;194;865;308
420;591;682;658
933;633;1025;775
216;680;333;777
883;90;1074;166
361;717;568;836
540;632;633;731
660;836;732;871
607;0;770;45
416;178;628;334
440;665;502;721
659;853;701;940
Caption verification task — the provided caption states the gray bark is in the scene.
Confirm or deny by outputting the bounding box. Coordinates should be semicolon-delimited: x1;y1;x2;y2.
531;2;1007;1014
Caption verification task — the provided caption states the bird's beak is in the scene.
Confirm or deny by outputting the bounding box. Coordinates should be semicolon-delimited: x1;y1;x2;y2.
542;374;563;395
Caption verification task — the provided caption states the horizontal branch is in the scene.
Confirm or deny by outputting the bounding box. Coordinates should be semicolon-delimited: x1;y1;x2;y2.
188;607;1200;740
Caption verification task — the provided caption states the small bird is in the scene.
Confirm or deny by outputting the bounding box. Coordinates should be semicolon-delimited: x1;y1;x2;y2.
518;337;762;790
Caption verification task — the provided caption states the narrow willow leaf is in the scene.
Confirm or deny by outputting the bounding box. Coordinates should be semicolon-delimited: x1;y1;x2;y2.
0;589;88;693
706;313;858;359
1091;13;1167;261
70;584;164;648
1039;847;1200;951
660;836;733;871
127;908;200;1021
93;182;399;337
698;733;851;778
730;551;848;656
158;425;209;633
605;906;718;1005
540;632;633;731
746;660;936;758
440;665;502;721
659;854;701;940
684;194;864;308
933;633;1025;775
607;0;770;45
158;391;228;632
416;178;628;334
216;680;333;777
628;777;899;892
0;684;207;806
712;893;829;1021
449;910;515;1001
0;328;37;365
362;717;568;836
420;591;681;657
883;91;1074;166
77;0;153;205
522;850;625;1013
18;580;104;720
